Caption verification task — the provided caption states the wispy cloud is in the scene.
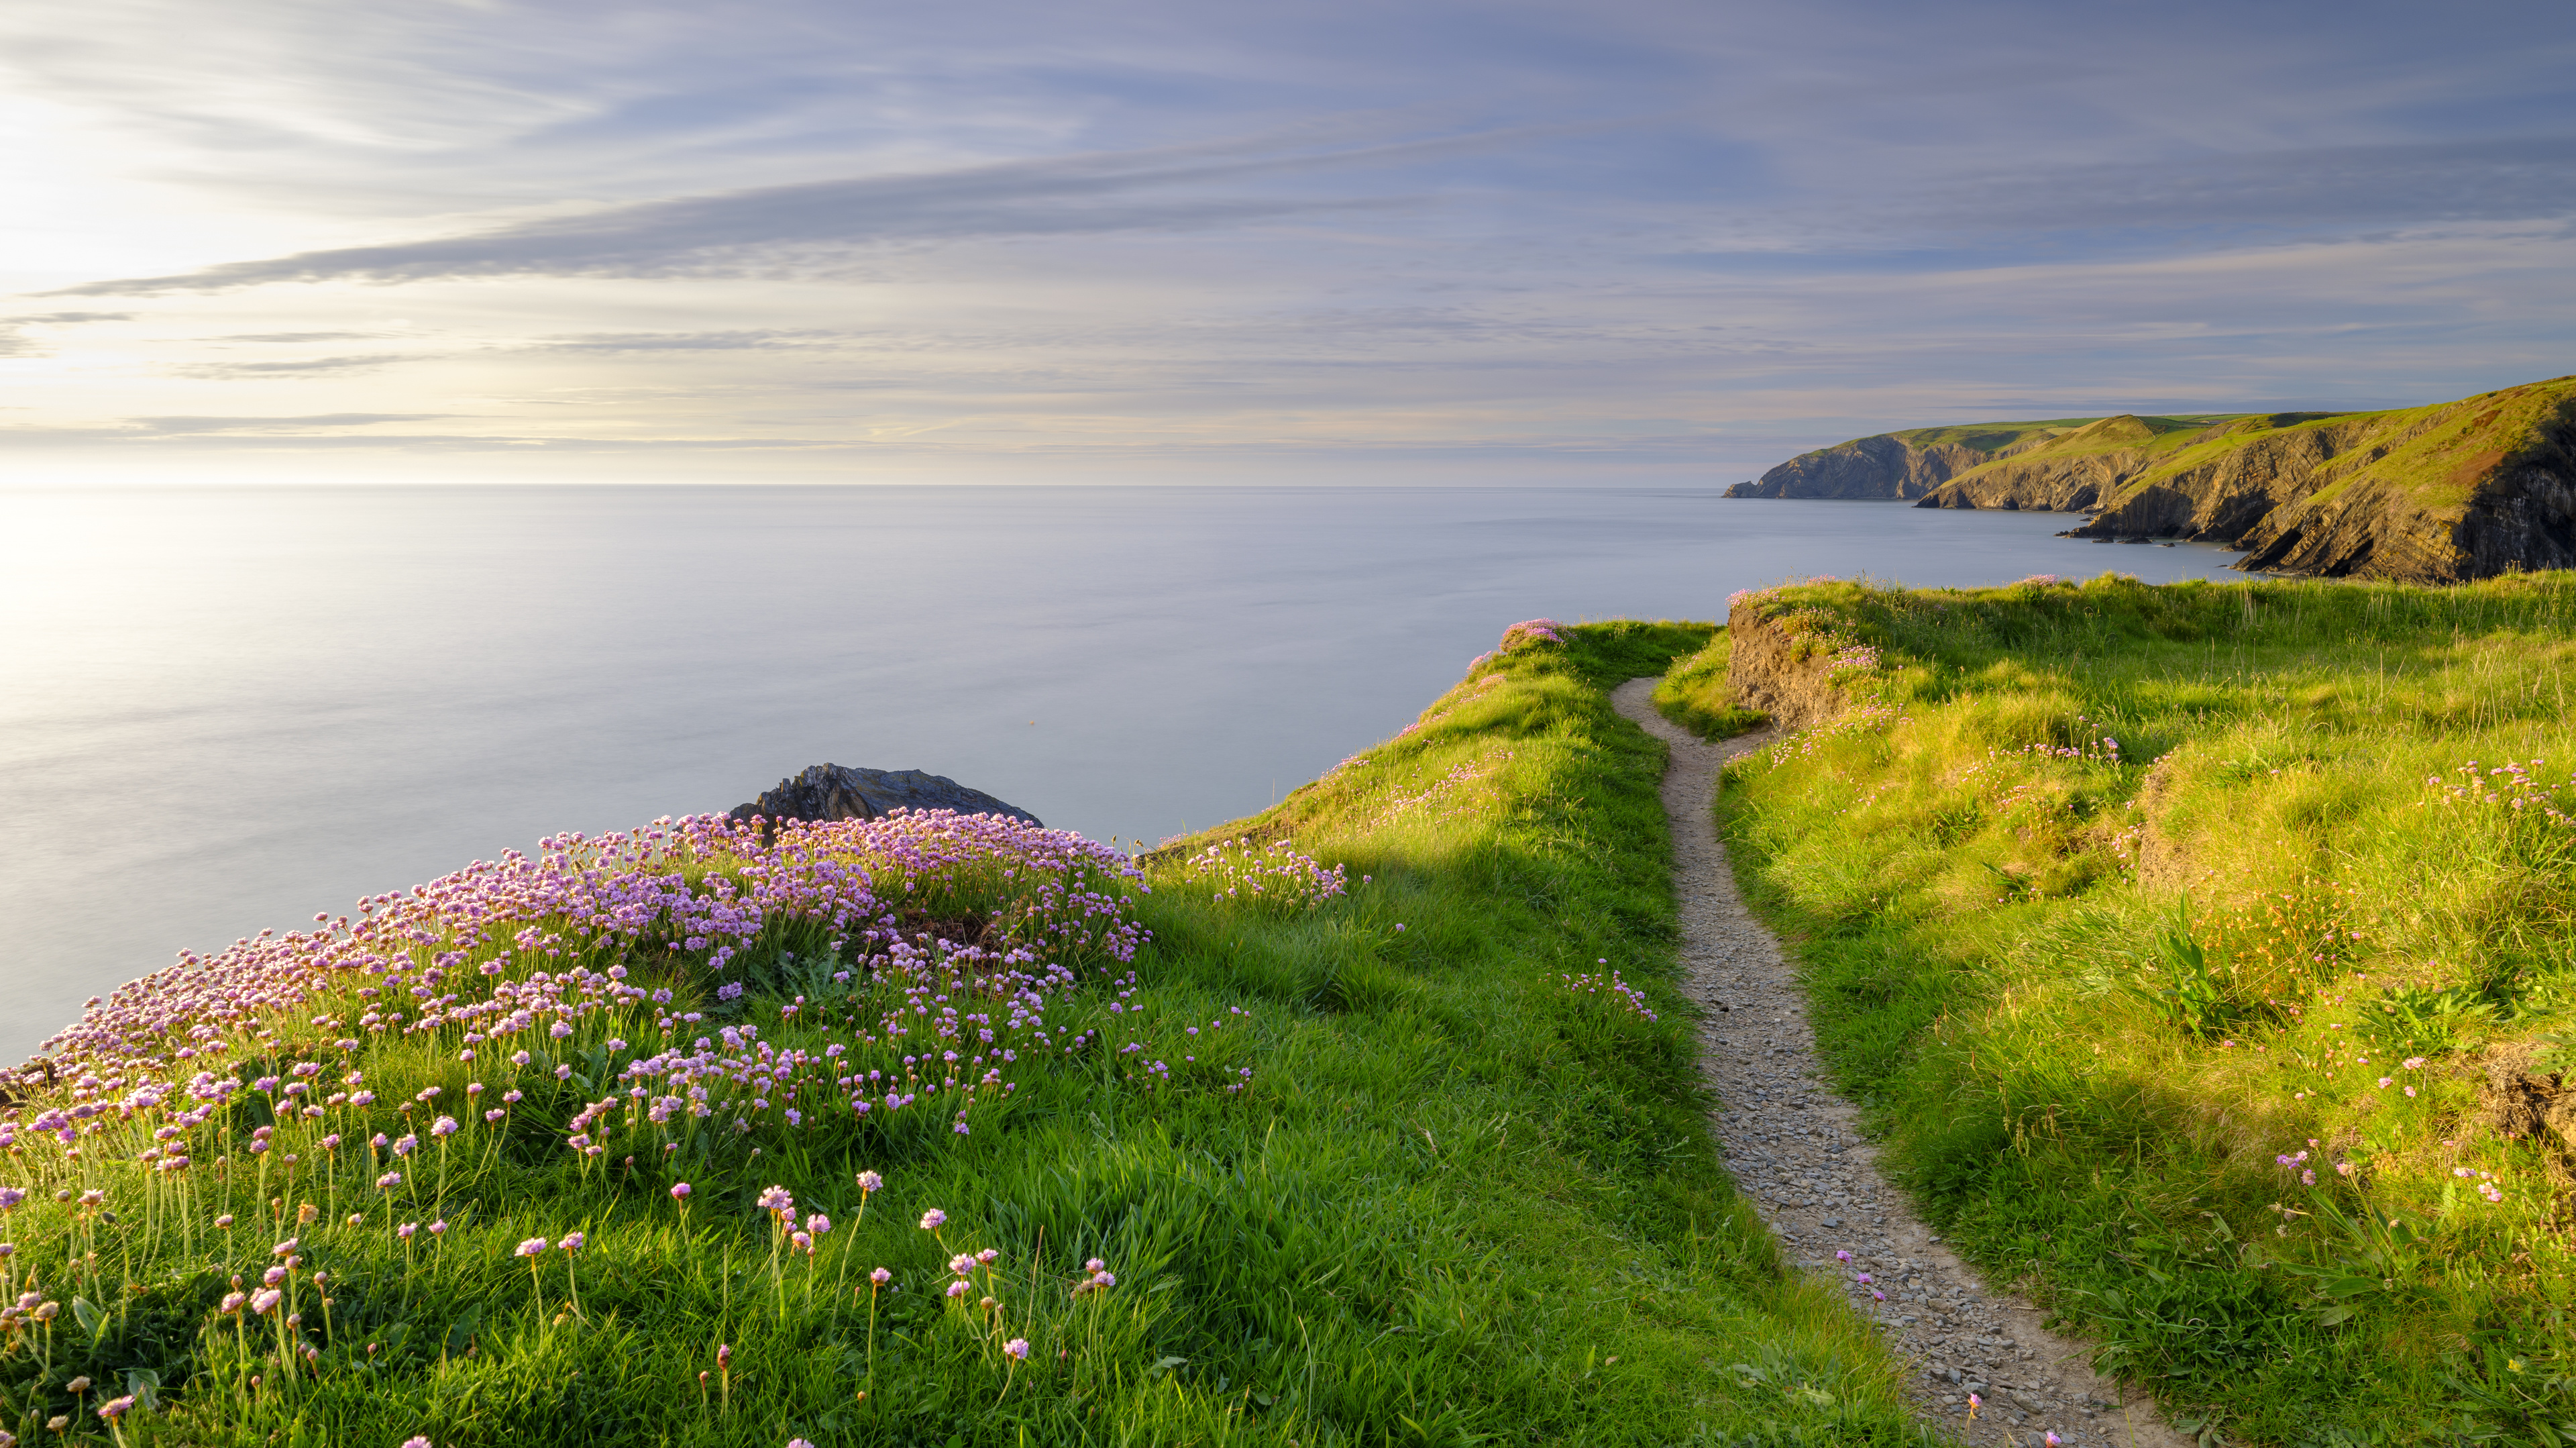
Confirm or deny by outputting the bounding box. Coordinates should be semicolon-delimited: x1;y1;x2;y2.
1917;135;2576;236
46;123;1580;298
127;413;453;435
171;354;420;378
212;331;392;343
517;329;845;354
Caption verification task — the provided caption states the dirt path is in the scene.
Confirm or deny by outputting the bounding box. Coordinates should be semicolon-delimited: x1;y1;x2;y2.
1613;678;2189;1448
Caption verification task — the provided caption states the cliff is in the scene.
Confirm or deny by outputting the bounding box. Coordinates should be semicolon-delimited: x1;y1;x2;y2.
1908;413;2257;513
1913;376;2576;582
1721;603;1851;731
1724;417;2114;499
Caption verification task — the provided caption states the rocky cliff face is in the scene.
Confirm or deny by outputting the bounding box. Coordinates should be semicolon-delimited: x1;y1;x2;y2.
1725;434;1993;499
1911;415;2188;513
1741;376;2576;580
1721;607;1850;731
1897;378;2576;582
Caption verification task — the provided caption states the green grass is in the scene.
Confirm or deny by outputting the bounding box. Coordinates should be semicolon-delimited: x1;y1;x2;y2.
1930;413;2276;496
1688;570;2576;1445
1654;630;1768;741
0;620;1939;1447
2104;374;2576;517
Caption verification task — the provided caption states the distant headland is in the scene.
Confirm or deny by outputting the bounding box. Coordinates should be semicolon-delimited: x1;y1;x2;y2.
1726;373;2576;582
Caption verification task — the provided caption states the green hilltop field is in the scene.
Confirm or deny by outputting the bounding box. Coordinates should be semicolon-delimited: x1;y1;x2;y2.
1690;569;2576;1444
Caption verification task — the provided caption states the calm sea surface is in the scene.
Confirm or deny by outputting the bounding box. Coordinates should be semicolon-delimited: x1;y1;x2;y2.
0;484;2245;1062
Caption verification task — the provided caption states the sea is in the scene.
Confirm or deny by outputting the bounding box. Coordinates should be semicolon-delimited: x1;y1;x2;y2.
0;483;2247;1064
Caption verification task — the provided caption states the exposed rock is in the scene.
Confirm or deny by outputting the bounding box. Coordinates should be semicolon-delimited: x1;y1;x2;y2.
1911;416;2189;513
1901;378;2576;582
729;765;1042;828
1729;417;2110;501
1723;606;1851;732
1726;434;1994;500
2483;1043;2576;1181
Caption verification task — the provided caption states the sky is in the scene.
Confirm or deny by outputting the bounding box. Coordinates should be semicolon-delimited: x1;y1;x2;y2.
3;0;2573;486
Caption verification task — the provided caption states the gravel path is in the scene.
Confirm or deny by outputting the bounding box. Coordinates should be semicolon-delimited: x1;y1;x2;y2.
1614;679;2188;1448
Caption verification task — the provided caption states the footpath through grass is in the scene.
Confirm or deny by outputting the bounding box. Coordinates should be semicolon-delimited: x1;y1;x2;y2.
0;619;1929;1447
1693;571;2576;1446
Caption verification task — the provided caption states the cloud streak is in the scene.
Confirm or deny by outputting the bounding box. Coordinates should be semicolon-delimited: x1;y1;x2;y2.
47;123;1582;298
171;354;419;378
517;329;847;354
127;413;455;435
1918;135;2576;236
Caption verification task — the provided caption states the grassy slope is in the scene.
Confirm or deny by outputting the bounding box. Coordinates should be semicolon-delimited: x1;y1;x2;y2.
1774;414;2251;485
1933;414;2253;488
2108;375;2576;516
1883;419;2102;454
1690;572;2576;1445
0;621;1935;1447
1653;630;1770;741
1780;418;2109;468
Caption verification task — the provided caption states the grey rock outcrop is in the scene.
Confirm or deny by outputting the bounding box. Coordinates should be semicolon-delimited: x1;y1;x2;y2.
729;765;1042;828
1725;434;1990;500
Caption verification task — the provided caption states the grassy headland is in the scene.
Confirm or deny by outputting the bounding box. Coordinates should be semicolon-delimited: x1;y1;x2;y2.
1723;414;2249;501
1691;570;2576;1444
1917;376;2576;582
0;619;1930;1446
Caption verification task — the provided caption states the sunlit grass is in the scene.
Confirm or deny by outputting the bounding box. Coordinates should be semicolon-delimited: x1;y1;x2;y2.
0;618;1935;1446
1699;570;2576;1444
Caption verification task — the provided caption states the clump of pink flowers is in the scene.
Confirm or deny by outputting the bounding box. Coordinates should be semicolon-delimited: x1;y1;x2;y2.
1560;964;1658;1022
1177;838;1349;913
27;807;1147;1093
2;808;1165;1174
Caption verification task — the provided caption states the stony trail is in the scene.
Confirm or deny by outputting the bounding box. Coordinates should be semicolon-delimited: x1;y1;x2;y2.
1613;679;2190;1448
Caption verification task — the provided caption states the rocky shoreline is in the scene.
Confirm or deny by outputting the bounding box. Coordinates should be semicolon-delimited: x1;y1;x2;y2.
1731;374;2576;582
